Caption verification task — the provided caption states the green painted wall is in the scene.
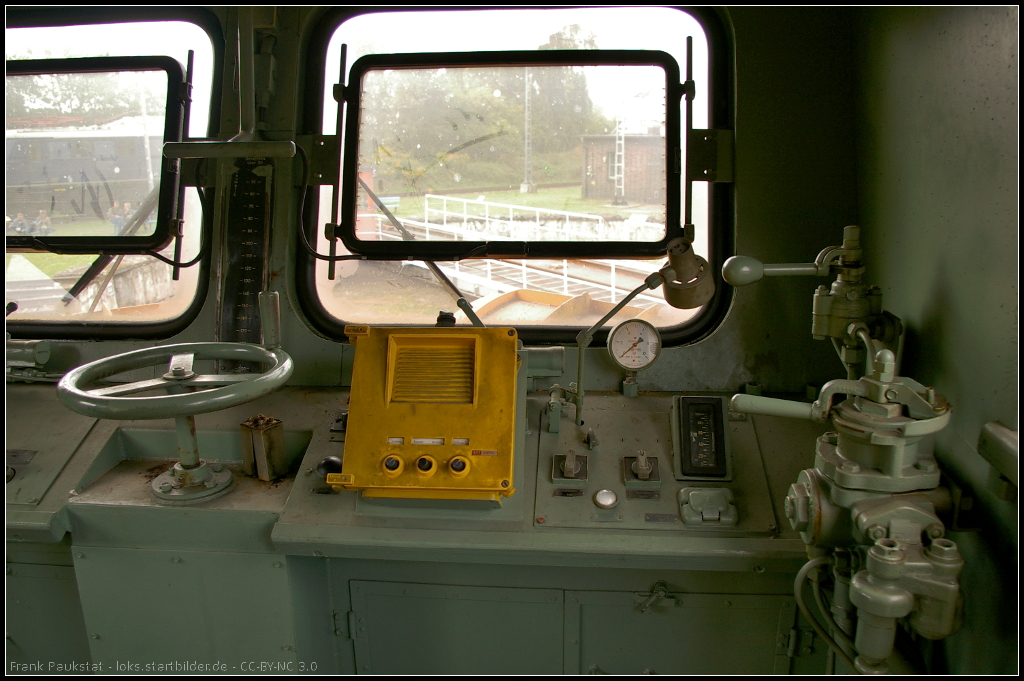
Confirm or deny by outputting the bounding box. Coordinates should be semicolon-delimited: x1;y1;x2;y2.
855;7;1018;673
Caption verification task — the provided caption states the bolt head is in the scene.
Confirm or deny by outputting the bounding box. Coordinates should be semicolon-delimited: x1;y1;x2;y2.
926;537;960;562
915;459;937;473
867;524;886;541
784;483;811;532
870;537;904;561
840;461;861;473
211;464;223;473
925;523;944;539
159;482;172;493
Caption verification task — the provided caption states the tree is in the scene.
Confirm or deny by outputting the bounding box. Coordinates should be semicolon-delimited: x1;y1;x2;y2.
6;70;164;129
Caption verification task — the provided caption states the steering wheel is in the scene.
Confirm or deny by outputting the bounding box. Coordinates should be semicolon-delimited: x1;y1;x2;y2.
57;342;293;420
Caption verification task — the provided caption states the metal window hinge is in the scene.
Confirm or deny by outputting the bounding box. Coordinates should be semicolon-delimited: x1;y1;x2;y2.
688;129;734;183
347;610;364;639
787;627;815;658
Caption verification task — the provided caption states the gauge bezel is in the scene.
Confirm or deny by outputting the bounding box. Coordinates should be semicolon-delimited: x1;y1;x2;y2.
606;318;662;371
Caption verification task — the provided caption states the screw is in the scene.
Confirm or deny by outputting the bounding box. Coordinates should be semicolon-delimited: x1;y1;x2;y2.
768;523;777;531
282;645;292;651
867;525;886;541
27;498;38;504
159;482;172;493
211;464;223;473
537;517;545;524
172;556;182;563
501;480;510;488
92;634;100;640
75;552;84;559
305;468;314;476
925;523;944;539
205;479;218;488
885;389;899;401
753;565;766;574
273;561;282;568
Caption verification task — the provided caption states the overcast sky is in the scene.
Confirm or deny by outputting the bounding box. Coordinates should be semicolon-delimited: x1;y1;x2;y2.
7;22;214;138
324;7;709;133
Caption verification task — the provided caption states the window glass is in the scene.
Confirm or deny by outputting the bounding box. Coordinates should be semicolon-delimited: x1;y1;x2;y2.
317;8;710;329
5;21;213;324
354;64;667;244
6;70;168;239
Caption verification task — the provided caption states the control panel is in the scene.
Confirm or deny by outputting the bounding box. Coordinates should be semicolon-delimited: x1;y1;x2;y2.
532;394;776;535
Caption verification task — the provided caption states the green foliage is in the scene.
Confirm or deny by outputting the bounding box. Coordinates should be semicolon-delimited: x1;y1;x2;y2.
6;70;164;129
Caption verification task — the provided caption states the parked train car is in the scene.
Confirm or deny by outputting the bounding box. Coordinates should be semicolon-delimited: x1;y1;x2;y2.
5;6;1017;676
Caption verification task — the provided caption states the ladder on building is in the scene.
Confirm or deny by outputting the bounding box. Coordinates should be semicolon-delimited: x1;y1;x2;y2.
612;116;626;205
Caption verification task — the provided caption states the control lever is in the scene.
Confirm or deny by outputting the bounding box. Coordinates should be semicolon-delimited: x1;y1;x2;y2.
632;450;653;480
722;225;902;381
561;449;581;478
638;581;669;614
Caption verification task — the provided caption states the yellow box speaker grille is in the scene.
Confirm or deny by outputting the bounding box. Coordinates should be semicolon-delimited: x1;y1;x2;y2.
333;326;519;504
389;336;476;404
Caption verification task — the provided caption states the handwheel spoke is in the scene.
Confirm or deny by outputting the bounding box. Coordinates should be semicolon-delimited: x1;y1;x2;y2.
189;374;258;386
89;378;170;397
168;353;195;375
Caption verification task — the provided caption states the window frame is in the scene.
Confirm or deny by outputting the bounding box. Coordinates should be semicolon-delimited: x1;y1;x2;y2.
297;7;734;347
6;56;185;256
337;49;683;261
4;7;223;340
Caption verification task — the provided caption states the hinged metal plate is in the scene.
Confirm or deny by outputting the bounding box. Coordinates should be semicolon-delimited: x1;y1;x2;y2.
295;134;340;186
687;129;734;182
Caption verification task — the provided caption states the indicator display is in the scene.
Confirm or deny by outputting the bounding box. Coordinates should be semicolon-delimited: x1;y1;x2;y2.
674;396;728;478
607;319;662;371
688;404;717;468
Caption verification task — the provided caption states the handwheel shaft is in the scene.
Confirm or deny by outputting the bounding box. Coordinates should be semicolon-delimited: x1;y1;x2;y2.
175;415;201;469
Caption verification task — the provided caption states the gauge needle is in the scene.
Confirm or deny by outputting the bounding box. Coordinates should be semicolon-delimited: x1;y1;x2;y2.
619;336;644;358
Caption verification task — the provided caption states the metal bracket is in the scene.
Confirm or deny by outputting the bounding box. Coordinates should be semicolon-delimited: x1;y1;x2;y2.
295;134;340;186
687;129;734;183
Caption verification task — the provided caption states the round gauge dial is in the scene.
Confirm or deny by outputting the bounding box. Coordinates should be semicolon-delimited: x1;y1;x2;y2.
607;319;662;371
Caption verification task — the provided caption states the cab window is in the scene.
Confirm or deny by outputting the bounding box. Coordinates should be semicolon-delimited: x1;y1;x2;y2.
5;20;213;329
310;8;715;336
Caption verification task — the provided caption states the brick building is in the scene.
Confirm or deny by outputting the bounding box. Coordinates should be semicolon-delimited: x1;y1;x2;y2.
580;133;665;204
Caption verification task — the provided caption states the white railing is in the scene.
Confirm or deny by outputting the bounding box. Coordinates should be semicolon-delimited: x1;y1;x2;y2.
424;194;608;242
358;213;666;307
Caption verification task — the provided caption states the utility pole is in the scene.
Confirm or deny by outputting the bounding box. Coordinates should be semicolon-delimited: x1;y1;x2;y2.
520;67;535;194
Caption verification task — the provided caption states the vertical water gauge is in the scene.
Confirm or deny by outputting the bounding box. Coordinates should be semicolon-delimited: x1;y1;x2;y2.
218;158;273;371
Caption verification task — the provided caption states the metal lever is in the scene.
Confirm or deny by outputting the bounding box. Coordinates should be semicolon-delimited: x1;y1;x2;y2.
638;581;669;613
632;450;653;480
562;449;581;478
259;291;281;349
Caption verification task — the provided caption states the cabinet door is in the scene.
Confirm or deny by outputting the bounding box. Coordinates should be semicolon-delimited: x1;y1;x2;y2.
564;591;802;675
348;581;563;675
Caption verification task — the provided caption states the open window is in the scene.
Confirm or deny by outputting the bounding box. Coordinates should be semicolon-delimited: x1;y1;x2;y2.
4;16;216;333
302;8;730;341
6;57;184;255
338;50;681;261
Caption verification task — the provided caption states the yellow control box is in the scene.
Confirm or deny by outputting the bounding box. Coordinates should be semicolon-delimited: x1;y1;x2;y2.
329;326;519;504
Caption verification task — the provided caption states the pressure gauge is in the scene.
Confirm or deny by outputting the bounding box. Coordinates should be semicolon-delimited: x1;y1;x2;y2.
607;319;662;371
